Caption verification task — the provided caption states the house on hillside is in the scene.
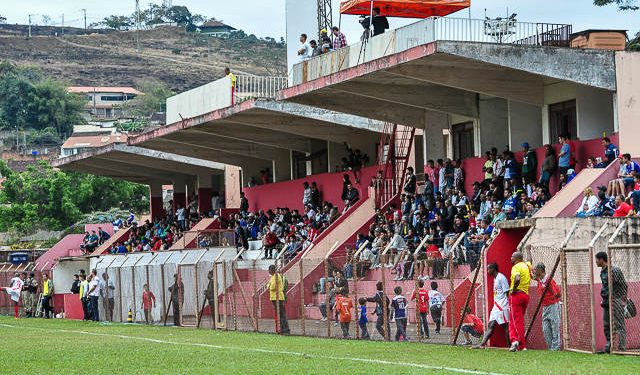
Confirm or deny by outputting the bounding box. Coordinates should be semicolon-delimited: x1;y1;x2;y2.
198;21;236;37
60;125;126;158
67;86;143;120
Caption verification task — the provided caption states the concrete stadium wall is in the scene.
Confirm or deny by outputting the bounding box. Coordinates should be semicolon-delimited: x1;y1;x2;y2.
166;76;232;124
243;165;380;213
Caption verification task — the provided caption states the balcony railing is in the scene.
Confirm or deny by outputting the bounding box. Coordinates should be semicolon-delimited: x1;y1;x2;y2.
292;17;572;85
235;75;288;103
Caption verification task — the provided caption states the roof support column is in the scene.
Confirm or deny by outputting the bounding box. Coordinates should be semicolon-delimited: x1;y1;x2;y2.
272;148;292;183
197;173;213;214
149;182;165;221
172;177;188;212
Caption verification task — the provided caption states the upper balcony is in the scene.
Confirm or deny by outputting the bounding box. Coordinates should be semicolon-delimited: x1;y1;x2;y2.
291;16;572;85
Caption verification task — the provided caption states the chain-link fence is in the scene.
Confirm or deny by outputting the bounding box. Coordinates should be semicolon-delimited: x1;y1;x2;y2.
0;263;46;317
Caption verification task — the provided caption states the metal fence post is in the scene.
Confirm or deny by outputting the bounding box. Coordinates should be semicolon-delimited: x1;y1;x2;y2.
231;260;238;331
252;258;259;332
299;259;306;336
274;258;281;334
324;258;331;338
222;261;229;330
381;259;389;341
352;254;359;340
212;261;219;329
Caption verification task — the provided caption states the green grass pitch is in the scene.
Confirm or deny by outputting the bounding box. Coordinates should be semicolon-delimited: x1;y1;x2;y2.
0;316;638;374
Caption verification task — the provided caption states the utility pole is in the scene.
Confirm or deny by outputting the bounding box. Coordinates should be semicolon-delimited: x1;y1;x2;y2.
135;0;141;52
61;14;65;36
28;14;35;37
81;9;87;29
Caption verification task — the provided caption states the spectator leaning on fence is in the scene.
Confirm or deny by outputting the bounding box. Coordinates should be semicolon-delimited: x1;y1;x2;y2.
332;26;347;49
534;263;562;351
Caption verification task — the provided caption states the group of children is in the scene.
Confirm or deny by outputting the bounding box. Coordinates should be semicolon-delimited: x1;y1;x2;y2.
330;280;446;341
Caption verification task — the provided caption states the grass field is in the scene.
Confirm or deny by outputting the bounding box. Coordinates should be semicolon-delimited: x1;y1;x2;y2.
0;316;638;374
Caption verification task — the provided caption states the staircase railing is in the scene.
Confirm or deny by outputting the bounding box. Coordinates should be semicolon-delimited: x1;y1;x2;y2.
375;123;416;208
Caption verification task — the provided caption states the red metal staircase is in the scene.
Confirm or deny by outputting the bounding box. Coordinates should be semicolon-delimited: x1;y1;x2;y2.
376;123;416;207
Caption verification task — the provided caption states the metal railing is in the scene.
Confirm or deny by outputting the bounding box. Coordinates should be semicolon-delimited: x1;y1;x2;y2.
235;75;288;102
428;17;572;46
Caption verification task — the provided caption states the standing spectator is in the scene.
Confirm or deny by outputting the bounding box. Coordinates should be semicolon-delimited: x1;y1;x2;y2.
22;272;38;318
142;284;156;325
335;288;353;338
205;270;221;324
267;265;290;334
534;263;562;351
473;263;510;348
603;137;619;165
297;34;312;61
539;144;556;193
70;274;80;294
2;272;23;319
79;274;90;320
391;286;408;341
595;251;628;353
331;26;347;49
371;7;389;36
411;280;430;339
557;135;571;178
319;280;336;322
88;270;101;321
225;67;236;105
168;273;184;326
508;251;532;352
101;273;115;321
482;152;495;186
366;281;390;339
41;273;54;319
176;204;186;230
310;40;321;57
403;167;416;196
428;281;445;334
521;142;538;187
357;297;370;339
302;182;312;207
239;192;249;214
310;182;321;209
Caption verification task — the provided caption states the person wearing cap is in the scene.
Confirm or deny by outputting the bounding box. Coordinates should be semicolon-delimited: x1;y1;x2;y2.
521;142;538;188
332;26;347;49
319;29;331;47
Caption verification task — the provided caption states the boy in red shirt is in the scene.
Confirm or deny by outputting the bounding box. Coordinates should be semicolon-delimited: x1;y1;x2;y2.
411;280;430;339
142;283;156;325
613;194;633;217
335;288;353;338
461;307;484;345
535;263;561;350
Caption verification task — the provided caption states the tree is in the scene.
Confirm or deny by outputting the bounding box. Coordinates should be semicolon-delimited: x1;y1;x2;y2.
0;61;86;137
102;15;132;30
41;15;51;26
593;0;638;10
128;79;174;116
0;161;149;233
0;15;6;24
166;5;192;26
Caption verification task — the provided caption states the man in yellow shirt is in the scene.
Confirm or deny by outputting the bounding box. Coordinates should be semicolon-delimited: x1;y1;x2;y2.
225;67;236;105
508;251;532;352
267;265;290;334
41;273;54;319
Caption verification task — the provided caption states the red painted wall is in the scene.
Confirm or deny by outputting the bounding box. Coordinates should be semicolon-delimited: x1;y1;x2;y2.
243;166;380;212
484;226;531;348
63;294;84;320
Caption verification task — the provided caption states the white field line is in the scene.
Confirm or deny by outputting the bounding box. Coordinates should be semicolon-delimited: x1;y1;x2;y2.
0;323;504;375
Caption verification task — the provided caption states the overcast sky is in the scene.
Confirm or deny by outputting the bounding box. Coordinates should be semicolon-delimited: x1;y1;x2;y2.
1;0;638;42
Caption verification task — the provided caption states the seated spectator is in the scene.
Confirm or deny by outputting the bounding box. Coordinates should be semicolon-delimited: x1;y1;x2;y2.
576;187;601;217
342;183;360;213
613;194;634;217
608;157;630;197
627;174;640;213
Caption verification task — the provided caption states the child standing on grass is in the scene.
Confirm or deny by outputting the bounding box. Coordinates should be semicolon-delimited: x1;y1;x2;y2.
428;281;445;334
142;284;156;325
391;286;408;341
357;297;370;339
335;288;353;338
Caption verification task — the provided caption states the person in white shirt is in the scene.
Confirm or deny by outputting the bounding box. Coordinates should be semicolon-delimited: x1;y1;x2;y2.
576;187;600;217
297;34;312;62
3;273;24;319
473;263;510;348
88;270;102;321
428;281;446;334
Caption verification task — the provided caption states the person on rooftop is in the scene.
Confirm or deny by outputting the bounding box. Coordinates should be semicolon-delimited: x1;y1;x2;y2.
332;26;347;49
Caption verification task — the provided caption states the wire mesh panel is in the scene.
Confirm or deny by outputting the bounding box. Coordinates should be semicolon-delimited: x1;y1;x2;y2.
120;253;145;322
609;246;639;355
522;245;563;351
162;252;185;326
106;256;127;322
147;252;172;323
132;253;155;323
178;250;206;326
562;249;596;352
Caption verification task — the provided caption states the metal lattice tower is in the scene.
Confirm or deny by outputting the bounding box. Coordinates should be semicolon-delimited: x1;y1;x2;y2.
317;0;333;36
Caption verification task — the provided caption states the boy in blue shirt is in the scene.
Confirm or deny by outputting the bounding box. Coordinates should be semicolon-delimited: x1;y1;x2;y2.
357;297;370;339
391;286;409;341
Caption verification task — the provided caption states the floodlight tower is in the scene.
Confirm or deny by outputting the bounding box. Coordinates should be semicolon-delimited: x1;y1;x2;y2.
317;0;333;36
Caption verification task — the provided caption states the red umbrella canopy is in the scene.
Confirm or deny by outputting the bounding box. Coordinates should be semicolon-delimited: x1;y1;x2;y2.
340;0;470;18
